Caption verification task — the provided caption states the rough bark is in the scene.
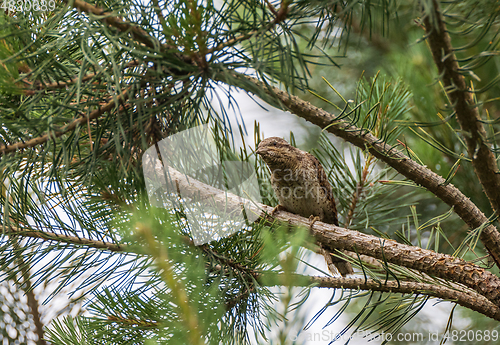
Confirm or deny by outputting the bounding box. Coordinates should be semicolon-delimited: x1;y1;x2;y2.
301;275;500;321
227;72;500;269
164;166;500;306
20;0;499;270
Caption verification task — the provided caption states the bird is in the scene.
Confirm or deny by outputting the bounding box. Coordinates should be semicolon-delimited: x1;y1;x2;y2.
256;136;353;276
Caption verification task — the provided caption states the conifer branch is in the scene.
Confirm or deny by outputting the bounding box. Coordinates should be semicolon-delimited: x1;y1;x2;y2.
69;0;288;62
23;60;139;95
0;87;131;155
6;0;500;338
72;0;161;50
209;252;500;322
6;0;500;319
224;71;500;269
299;275;500;321
163;166;500;306
42;3;500;273
70;0;202;66
217;259;500;321
423;1;500;218
344;157;371;228
4;223;126;252
51;3;500;272
13;239;47;345
137;223;205;345
5;167;500;316
106;315;160;328
261;270;500;321
25;286;46;345
332;4;390;52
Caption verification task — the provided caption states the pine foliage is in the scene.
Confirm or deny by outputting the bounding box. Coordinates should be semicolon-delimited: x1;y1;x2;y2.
1;0;500;344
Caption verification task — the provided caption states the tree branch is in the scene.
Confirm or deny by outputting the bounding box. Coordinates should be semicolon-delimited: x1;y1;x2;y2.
5;166;500;318
5;0;500;319
208;250;500;321
51;2;500;272
4;223;126;252
298;275;500;321
13;239;47;345
8;220;499;321
423;0;500;218
35;2;500;271
0;88;131;155
222;71;500;269
71;0;160;51
70;0;287;62
332;3;391;52
23;60;139;95
163;166;500;306
344;157;371;228
70;0;200;67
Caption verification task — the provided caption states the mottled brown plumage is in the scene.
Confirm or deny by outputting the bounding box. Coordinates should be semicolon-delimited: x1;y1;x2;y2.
256;137;353;276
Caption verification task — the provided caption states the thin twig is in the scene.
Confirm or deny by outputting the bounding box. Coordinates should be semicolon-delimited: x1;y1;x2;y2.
72;0;159;50
137;223;205;345
4;224;126;252
333;4;390;52
344;158;371;228
0;88;131;155
12;239;46;345
206;0;289;55
70;0;195;66
23;60;139;95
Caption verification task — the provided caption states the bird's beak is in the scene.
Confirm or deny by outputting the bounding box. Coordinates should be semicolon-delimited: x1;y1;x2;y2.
256;146;267;156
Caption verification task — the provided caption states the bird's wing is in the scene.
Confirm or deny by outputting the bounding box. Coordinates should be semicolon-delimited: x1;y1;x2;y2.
307;153;339;226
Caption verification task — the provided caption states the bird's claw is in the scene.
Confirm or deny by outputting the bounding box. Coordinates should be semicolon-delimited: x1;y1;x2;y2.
271;204;286;217
309;215;321;231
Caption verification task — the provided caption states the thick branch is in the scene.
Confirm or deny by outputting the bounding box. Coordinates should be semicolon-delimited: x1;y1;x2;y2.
25;287;46;345
164;166;500;306
423;0;500;219
214;258;500;321
5;167;500;316
223;72;500;269
208;249;500;321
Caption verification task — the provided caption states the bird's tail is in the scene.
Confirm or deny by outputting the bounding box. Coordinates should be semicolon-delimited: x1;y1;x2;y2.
319;245;354;277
